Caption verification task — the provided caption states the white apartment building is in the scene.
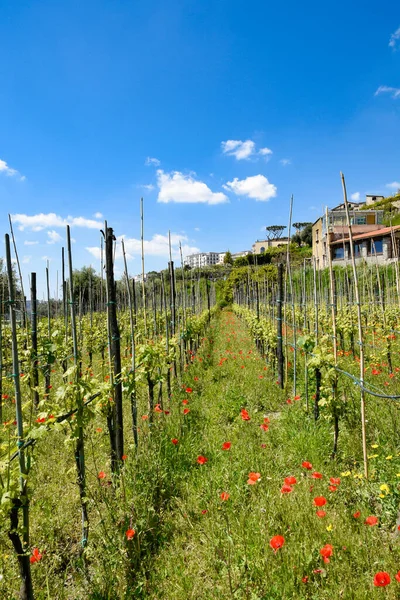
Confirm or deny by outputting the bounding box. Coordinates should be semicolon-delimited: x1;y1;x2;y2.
184;252;220;268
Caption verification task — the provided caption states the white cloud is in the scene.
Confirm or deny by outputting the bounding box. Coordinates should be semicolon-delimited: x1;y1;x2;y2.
194;227;200;231
41;256;52;262
93;212;103;219
24;240;39;246
351;192;361;201
221;139;273;161
222;140;256;160
47;230;63;244
145;157;161;166
259;147;273;159
12;213;103;231
141;184;155;191
0;158;25;181
22;255;31;264
280;158;291;166
223;175;277;202
389;27;400;49
87;232;199;262
156;170;228;205
375;86;400;99
386;181;400;190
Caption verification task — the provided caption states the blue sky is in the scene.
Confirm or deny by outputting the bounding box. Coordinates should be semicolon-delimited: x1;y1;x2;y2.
1;0;399;296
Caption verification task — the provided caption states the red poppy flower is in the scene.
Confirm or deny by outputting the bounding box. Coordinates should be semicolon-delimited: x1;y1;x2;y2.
154;404;163;413
302;576;308;583
222;442;231;450
164;410;170;415
316;510;326;518
302;461;313;470
185;387;193;393
395;571;400;583
122;454;127;460
183;408;190;415
312;472;323;479
30;548;42;564
320;544;333;563
314;496;327;507
330;477;340;485
373;572;391;587
36;417;46;424
281;484;293;494
197;455;208;465
353;511;361;518
182;399;189;405
365;516;378;526
142;415;149;420
125;528;135;540
247;472;261;485
294;395;301;401
284;476;297;485
201;509;208;514
269;535;285;552
171;438;179;445
194;377;199;381
98;471;106;479
260;443;267;449
220;492;230;501
241;409;251;421
328;485;337;492
260;423;269;431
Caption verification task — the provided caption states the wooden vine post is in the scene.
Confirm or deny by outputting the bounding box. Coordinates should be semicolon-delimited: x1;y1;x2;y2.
277;263;284;389
5;233;34;600
30;273;39;408
326;207;339;455
121;239;138;447
105;226;124;468
341;172;368;478
66;225;90;549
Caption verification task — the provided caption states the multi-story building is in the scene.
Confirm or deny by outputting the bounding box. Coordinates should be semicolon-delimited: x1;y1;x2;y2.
184;252;220;268
252;238;289;254
312;197;390;269
328;225;400;265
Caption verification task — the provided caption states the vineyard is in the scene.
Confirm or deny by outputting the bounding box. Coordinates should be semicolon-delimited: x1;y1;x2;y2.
1;219;400;599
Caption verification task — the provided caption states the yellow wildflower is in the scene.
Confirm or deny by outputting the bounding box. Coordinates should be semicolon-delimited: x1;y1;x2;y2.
371;444;379;449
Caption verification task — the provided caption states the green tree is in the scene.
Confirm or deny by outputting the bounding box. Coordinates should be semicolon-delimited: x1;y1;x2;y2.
223;251;233;265
265;225;286;240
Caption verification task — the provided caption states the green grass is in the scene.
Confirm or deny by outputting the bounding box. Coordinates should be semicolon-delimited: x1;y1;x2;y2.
1;310;400;598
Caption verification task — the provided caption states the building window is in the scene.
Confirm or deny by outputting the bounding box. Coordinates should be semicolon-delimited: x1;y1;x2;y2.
315;229;319;242
354;242;362;256
355;216;366;225
260;246;265;253
370;239;383;254
332;246;344;260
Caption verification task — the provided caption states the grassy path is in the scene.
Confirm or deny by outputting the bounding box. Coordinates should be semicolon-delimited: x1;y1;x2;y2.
146;310;400;599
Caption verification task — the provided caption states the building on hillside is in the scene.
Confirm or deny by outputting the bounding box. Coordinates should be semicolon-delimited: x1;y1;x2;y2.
329;225;400;265
134;273;147;283
365;194;385;205
312;203;385;269
218;250;252;263
184;252;220;268
252;238;289;254
232;250;252;260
